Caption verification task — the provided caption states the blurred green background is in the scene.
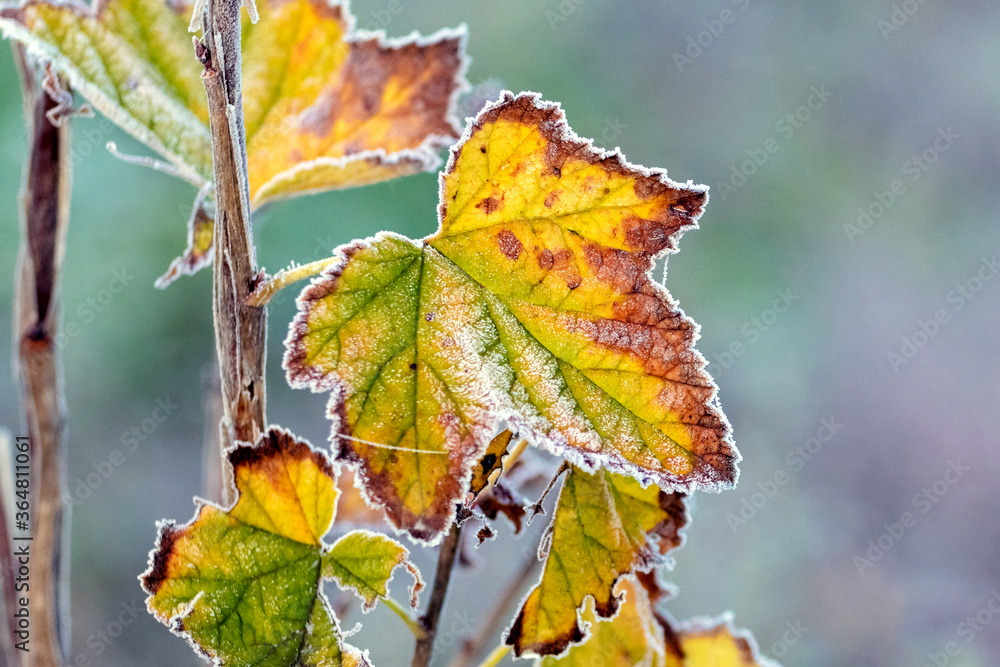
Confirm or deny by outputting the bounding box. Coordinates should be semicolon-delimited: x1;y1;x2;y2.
1;1;999;665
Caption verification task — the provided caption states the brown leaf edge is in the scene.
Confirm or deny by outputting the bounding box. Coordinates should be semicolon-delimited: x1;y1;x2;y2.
504;480;690;657
282;233;495;546
138;427;356;665
283;92;737;545
660;612;785;667
249;22;472;206
433;91;739;495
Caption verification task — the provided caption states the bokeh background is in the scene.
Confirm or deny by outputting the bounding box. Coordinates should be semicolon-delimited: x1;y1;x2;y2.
1;1;999;665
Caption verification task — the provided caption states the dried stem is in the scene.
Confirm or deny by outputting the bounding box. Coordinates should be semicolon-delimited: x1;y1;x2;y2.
411;522;463;667
200;0;267;454
11;44;72;667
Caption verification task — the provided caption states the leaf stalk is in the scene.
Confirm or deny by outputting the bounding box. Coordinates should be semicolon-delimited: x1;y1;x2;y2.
382;595;427;640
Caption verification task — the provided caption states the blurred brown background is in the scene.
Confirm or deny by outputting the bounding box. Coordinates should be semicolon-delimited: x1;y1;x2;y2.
1;1;998;665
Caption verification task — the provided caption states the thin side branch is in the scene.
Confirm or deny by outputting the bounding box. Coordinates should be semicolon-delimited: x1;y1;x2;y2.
411;522;463;667
245;258;337;307
200;0;267;458
11;44;72;667
447;550;541;667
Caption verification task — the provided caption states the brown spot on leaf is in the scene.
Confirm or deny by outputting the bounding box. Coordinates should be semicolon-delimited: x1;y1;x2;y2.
537;248;554;270
543;191;559;208
476;195;503;215
298;34;463;151
450;94;708;242
496;229;523;260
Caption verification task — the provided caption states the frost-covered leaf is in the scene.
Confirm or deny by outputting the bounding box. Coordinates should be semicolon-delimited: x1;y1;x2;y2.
506;466;687;656
284;92;735;542
0;0;469;282
322;530;423;611
140;427;417;666
0;0;212;183
155;203;214;288
540;578;668;667
544;578;780;667
667;615;781;667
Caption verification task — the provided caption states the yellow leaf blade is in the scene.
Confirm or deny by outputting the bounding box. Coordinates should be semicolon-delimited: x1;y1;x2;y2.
507;466;687;656
285;93;735;543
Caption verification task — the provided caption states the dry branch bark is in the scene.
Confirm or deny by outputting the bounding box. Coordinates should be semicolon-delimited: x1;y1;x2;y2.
199;0;267;472
411;522;463;667
11;44;72;667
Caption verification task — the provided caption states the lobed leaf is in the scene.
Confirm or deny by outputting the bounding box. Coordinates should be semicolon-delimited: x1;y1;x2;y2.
506;465;687;656
539;578;668;667
140;427;417;666
285;92;737;543
0;0;469;283
544;578;781;667
322;529;423;611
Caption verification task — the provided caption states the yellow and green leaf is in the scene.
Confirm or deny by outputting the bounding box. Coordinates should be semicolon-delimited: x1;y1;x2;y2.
0;0;469;283
545;578;781;667
285;92;736;542
540;578;669;667
140;427;418;666
668;616;781;667
507;466;687;656
323;530;422;611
